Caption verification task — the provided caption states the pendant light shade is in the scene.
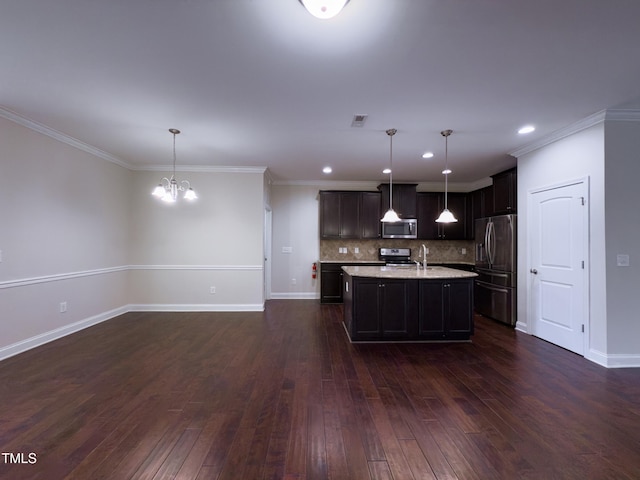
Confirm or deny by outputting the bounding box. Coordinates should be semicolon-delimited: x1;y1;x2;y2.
298;0;350;19
435;129;458;223
381;128;401;223
151;129;197;203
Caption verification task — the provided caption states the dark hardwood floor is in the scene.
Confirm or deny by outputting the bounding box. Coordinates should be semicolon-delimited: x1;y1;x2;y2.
1;300;640;479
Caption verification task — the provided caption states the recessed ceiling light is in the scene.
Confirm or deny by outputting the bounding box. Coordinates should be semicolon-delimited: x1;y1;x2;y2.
518;125;535;134
322;166;332;174
382;168;391;174
422;151;434;159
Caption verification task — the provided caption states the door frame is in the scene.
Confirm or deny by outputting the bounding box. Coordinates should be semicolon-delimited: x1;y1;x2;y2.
526;176;590;355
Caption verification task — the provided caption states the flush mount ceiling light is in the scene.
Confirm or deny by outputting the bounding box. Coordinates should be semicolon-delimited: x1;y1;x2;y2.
518;125;536;134
152;129;197;203
435;129;458;224
422;151;434;159
381;128;401;223
298;0;350;19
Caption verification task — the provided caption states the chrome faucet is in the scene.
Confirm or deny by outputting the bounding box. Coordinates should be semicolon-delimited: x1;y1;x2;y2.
421;244;427;270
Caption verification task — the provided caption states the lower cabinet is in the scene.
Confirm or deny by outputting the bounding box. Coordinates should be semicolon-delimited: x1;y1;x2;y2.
348;278;417;340
419;279;473;340
320;262;384;303
343;274;473;341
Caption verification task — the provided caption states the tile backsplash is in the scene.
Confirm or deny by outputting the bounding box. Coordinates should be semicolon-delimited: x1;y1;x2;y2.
320;239;475;264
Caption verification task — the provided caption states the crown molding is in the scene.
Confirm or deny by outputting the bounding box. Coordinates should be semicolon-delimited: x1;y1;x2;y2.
0;106;133;169
274;178;492;193
134;164;268;174
510;108;640;158
509;110;607;158
604;108;640;121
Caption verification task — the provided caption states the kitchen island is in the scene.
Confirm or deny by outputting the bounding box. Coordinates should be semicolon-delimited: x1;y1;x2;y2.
342;266;478;342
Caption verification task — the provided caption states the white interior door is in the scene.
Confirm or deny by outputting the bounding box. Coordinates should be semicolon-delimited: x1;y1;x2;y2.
529;180;587;355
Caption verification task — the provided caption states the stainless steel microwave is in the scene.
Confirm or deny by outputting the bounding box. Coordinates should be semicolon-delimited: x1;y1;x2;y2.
381;218;417;239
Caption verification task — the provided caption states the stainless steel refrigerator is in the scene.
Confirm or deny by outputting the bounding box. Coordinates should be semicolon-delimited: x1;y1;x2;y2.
475;214;517;326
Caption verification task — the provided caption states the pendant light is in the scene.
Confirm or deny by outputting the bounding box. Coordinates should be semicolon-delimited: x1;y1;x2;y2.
151;129;197;203
298;0;350;19
435;129;458;223
381;128;401;223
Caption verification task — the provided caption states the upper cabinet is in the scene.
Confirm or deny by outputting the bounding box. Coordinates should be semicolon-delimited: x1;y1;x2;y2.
378;184;417;218
416;192;470;240
319;191;381;239
492;168;517;214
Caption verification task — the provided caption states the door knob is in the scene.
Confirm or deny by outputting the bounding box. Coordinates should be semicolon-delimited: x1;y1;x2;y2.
530;268;538;274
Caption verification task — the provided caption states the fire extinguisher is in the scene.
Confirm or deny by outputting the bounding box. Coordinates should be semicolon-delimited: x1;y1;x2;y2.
312;262;317;279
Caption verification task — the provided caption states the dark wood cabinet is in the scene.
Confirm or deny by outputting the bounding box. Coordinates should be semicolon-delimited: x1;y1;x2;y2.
360;191;382;239
319;191;380;239
343;272;474;341
492;168;517;214
416;192;470;240
320;264;344;303
348;277;415;340
419;279;473;340
378;184;417;218
320;262;383;303
469;185;494;238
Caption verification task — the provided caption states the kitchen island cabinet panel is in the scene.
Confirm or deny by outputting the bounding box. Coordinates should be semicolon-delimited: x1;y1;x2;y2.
343;266;475;342
419;279;473;339
418;282;446;336
349;278;415;339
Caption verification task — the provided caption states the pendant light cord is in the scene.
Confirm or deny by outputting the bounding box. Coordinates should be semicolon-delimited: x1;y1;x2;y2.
387;128;397;211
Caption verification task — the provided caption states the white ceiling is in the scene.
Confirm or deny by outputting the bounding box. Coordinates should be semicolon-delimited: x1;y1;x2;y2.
2;0;640;184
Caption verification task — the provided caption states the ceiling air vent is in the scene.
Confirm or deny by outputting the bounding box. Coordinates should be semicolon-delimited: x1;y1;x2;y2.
351;114;368;127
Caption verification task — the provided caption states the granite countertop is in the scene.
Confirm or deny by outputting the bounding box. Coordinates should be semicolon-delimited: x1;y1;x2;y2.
342;265;478;279
320;260;385;264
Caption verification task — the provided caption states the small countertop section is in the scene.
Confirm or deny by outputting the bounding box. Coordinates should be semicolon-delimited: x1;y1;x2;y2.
320;260;385;264
342;265;478;279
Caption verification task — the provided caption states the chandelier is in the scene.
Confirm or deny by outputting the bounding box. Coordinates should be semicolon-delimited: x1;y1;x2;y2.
435;129;458;223
298;0;350;19
152;128;197;203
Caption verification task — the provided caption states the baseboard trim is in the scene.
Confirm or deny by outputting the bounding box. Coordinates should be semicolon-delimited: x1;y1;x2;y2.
270;292;319;300
0;306;129;362
587;349;640;368
128;303;265;312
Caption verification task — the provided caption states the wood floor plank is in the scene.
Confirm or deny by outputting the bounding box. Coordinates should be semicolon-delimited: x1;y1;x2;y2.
1;304;640;480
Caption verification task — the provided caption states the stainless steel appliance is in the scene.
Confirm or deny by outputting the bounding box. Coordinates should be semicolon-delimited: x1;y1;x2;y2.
381;219;417;239
475;214;517;326
379;247;413;266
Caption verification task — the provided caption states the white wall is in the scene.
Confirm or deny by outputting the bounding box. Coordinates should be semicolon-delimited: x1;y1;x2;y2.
517;116;640;367
128;170;266;310
0;117;267;360
517;122;607;361
0;117;130;358
603;120;640;358
270;184;320;298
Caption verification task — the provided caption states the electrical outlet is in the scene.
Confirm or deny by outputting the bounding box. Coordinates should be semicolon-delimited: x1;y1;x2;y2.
59;301;67;313
210;286;216;294
291;278;297;285
354;247;359;254
617;254;630;267
461;248;466;254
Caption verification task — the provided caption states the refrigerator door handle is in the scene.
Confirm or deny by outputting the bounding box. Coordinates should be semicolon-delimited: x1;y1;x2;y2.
486;221;495;266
